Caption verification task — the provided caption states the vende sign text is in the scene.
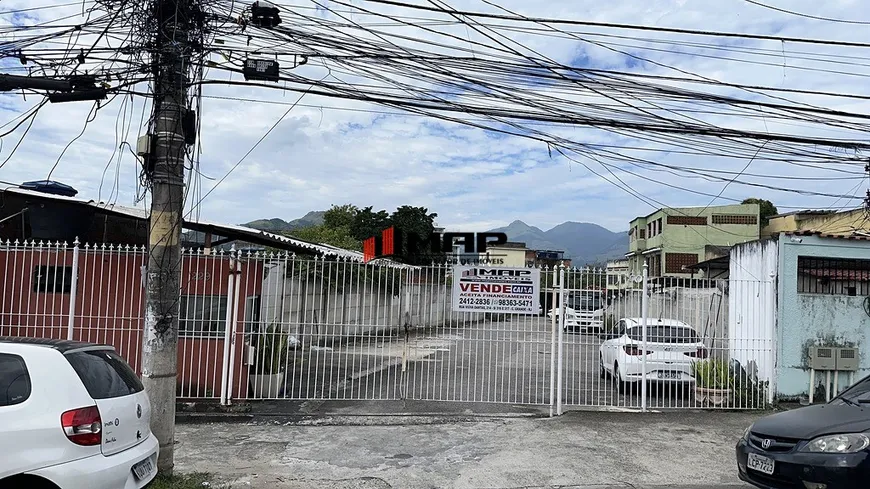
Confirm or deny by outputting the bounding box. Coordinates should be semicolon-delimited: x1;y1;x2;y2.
452;265;540;314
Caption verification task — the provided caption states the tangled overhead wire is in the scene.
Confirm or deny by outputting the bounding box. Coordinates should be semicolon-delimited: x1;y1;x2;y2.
3;0;870;213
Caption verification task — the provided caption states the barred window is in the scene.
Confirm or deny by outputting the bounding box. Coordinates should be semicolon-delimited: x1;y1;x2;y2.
712;214;758;225
665;253;699;274
797;257;870;296
639;229;646;239
667;215;707;226
180;295;228;338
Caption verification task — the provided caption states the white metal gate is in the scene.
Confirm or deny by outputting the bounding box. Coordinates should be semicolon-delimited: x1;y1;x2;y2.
0;239;775;412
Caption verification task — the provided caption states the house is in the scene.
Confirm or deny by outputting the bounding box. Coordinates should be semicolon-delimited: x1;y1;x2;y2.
763;208;869;237
525;249;571;269
625;203;760;281
688;230;870;402
605;258;631;292
480;241;528;267
0;182;370;400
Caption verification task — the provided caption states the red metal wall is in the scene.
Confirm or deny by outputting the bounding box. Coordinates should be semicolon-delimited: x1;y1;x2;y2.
0;248;263;400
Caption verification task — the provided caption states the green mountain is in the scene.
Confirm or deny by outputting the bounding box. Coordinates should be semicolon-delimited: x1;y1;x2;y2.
488;220;626;266
243;211;325;232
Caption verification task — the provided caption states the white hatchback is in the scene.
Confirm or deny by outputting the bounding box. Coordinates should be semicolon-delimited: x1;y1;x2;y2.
599;318;707;392
0;337;158;489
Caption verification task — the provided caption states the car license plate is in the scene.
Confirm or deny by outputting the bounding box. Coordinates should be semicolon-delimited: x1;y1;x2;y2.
747;453;775;475
657;371;681;380
132;457;154;481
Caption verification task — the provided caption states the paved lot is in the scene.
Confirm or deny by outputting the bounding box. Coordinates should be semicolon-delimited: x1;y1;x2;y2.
276;317;702;410
175;410;759;489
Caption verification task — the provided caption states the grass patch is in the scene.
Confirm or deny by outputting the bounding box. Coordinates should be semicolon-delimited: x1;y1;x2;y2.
149;472;228;489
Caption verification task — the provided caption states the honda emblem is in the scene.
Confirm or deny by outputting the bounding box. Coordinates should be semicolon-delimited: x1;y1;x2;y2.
761;439;772;450
137;404;142;419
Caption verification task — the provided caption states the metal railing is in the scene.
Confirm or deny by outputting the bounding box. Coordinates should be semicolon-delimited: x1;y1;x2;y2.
0;239;776;411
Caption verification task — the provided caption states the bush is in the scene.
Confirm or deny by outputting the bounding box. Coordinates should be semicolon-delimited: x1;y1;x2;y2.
692;359;732;390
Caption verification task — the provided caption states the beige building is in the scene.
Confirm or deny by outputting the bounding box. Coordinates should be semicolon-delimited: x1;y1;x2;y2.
763;208;869;237
480;242;529;267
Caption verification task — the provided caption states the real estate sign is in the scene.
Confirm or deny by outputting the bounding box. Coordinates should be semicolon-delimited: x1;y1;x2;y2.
451;265;540;314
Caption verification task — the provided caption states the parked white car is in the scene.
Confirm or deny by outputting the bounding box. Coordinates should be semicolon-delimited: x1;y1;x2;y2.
599;318;707;392
0;337;158;489
547;306;604;332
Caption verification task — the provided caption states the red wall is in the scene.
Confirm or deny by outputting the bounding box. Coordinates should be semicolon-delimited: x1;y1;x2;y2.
0;248;263;400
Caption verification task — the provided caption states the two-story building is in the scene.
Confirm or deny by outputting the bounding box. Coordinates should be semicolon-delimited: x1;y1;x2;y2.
625;203;761;280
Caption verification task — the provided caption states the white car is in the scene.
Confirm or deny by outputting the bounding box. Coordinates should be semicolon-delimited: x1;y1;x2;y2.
547;306;604;332
599;318;707;392
0;337;158;489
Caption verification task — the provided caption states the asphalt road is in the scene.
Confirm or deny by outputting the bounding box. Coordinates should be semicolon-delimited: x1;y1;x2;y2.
176;410;757;489
277;316;703;410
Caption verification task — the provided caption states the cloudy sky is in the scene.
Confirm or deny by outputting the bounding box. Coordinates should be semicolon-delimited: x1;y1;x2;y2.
2;0;869;234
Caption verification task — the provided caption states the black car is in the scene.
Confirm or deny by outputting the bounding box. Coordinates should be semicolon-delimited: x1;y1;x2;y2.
736;375;870;489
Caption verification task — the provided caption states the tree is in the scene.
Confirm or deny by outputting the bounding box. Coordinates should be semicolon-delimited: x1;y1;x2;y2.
390;205;440;265
350;206;392;242
742;198;778;227
323;204;359;229
287;224;361;251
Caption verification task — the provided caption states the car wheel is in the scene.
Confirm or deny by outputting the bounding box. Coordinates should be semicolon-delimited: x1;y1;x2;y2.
599;355;606;379
614;362;626;393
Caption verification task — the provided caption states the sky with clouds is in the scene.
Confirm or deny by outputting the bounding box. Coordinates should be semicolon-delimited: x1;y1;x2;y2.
1;0;870;235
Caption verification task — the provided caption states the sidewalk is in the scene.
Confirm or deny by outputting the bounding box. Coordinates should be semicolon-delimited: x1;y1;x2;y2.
174;409;758;489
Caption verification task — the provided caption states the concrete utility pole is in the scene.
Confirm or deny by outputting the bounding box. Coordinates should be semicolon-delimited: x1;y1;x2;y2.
141;0;192;474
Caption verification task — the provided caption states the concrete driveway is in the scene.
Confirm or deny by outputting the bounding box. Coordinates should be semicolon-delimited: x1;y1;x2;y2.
175;410;759;489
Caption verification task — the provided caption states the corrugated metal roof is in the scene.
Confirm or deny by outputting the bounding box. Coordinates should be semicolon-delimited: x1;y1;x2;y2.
785;230;870;241
2;186;416;267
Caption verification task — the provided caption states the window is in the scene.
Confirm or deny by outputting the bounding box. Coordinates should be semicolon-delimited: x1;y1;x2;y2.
797;257;870;295
627;325;700;344
666;215;707;226
32;266;73;294
244;295;261;333
665;253;699;274
639;229;646;239
65;349;143;400
0;353;31;407
180;295;228;338
712;214;758;225
657;218;662;234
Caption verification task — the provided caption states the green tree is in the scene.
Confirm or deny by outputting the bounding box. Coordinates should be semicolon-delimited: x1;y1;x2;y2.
350;206;392;242
323;204;359;229
287;224;361;251
390;205;440;265
742;198;778;227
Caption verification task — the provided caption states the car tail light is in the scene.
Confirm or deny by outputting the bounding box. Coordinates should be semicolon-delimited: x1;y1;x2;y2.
623;345;651;356
685;347;709;359
61;406;102;446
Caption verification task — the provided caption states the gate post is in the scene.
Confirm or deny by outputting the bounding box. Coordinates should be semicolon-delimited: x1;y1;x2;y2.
220;246;238;406
549;266;557;417
557;262;566;415
641;262;649;412
66;237;80;341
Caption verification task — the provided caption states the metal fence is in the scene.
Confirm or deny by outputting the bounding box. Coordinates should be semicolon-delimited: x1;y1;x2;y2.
0;239;775;412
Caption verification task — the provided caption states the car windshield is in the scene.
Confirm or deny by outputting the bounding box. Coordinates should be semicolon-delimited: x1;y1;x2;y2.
834;373;870;404
569;293;602;311
627;325;699;344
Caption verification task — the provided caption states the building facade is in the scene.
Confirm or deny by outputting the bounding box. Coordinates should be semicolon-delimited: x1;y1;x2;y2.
625;203;760;279
763;208;868;238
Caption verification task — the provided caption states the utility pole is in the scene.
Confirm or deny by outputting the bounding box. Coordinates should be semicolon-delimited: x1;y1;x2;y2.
141;0;192;474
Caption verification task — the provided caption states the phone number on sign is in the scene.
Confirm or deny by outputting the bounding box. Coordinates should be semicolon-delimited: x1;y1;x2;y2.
495;298;533;307
459;297;491;306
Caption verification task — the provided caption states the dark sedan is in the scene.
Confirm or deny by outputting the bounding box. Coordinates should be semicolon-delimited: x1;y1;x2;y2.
736;375;870;489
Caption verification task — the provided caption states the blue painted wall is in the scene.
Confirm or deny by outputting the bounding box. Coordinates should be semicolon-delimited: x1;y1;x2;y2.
777;234;870;398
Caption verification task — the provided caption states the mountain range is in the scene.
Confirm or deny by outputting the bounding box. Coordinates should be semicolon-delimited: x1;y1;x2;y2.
487;220;626;265
243;214;627;265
